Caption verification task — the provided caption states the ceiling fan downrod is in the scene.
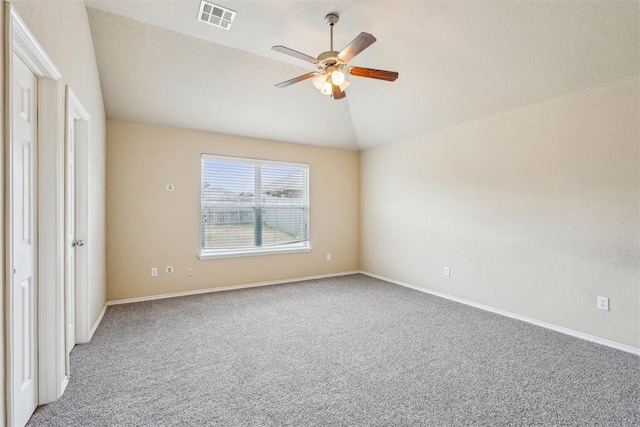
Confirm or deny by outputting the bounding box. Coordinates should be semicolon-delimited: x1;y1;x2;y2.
325;13;339;52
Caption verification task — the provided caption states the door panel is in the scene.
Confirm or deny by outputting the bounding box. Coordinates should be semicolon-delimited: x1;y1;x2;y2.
11;51;38;426
21;143;31;242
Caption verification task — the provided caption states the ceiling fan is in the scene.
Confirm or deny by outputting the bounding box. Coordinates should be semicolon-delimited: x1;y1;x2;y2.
272;13;398;100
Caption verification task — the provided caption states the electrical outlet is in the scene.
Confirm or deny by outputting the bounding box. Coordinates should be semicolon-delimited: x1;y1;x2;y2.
187;267;194;276
326;253;332;261
444;267;450;277
151;267;158;277
597;296;609;311
166;266;174;274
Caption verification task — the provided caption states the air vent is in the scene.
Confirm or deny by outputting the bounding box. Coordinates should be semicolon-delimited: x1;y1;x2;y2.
198;1;236;30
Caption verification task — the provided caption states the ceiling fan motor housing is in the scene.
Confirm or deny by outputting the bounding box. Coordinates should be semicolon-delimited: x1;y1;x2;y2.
317;51;343;68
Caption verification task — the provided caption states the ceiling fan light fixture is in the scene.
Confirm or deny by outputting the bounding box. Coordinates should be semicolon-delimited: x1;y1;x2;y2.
312;73;326;90
320;81;333;95
331;69;346;85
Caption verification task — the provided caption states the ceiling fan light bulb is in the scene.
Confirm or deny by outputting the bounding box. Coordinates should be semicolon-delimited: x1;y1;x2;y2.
312;74;325;90
331;70;346;85
320;82;333;95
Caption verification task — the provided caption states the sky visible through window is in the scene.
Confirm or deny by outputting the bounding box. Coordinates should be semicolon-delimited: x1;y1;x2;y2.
203;159;302;193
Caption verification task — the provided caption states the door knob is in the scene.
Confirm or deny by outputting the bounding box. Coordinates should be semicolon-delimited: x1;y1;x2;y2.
72;240;84;247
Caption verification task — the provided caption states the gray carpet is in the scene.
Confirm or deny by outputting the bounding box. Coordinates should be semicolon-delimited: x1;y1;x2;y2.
28;274;639;426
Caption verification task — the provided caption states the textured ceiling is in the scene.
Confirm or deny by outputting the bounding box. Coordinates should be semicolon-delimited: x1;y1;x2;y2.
86;0;640;151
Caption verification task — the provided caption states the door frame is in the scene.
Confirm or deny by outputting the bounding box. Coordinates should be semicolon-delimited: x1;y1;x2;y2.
5;4;66;421
65;86;90;345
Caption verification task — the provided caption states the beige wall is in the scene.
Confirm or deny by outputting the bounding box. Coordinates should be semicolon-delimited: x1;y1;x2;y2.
107;120;360;301
361;76;639;349
11;0;108;326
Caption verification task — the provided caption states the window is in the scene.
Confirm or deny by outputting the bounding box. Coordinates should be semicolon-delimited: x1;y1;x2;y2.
200;154;310;258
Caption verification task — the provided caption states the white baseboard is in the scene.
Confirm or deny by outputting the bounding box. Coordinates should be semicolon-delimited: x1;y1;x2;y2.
89;303;108;340
107;271;361;306
360;271;640;356
60;375;69;398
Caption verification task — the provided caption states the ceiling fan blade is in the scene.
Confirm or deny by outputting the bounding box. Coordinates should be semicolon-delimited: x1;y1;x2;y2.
338;32;377;62
349;67;399;82
274;72;318;88
271;45;319;64
332;84;346;100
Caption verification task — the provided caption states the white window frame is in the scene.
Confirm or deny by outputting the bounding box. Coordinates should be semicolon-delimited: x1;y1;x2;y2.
199;154;311;260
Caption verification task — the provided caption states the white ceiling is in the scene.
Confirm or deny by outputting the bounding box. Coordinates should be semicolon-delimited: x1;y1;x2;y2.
86;0;639;151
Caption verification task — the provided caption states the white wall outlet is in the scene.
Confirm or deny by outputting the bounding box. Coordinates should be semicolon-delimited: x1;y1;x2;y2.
326;253;332;261
151;267;158;277
597;296;609;311
444;267;450;277
166;266;174;274
187;267;194;276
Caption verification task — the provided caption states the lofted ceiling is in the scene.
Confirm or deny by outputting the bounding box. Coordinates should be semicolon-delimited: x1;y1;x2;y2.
85;0;639;151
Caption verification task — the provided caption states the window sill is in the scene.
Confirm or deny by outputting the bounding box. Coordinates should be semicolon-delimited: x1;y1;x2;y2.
199;245;312;260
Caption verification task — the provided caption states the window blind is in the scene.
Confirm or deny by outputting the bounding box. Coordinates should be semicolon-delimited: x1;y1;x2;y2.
201;154;309;254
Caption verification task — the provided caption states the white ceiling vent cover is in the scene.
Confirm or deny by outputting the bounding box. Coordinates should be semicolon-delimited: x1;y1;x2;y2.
197;1;236;30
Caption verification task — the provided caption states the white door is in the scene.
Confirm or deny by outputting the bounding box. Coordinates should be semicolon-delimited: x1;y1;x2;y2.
10;51;38;427
65;115;77;360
